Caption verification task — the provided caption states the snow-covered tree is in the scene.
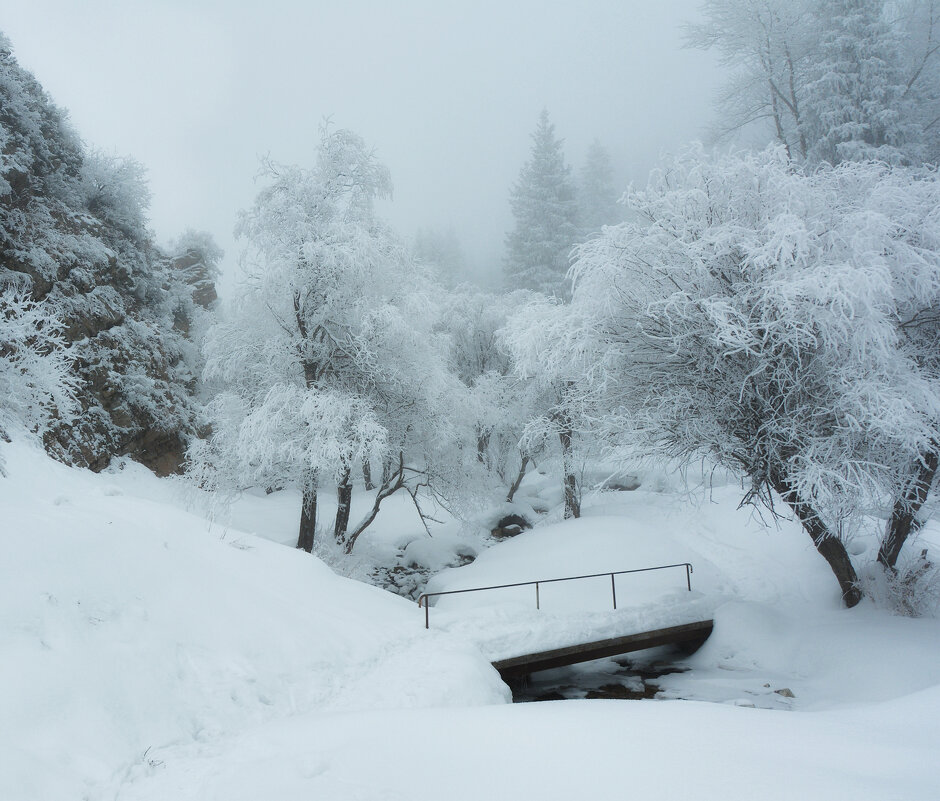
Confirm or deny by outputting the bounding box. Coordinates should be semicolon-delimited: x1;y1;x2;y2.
578;139;622;235
685;0;815;159
193;126;460;554
802;0;917;165
412;227;466;286
863;163;940;571
434;286;544;500
687;0;940;166
502;296;602;519
563;147;940;606
896;1;940;165
81;151;152;245
0;289;77;472
504;110;580;296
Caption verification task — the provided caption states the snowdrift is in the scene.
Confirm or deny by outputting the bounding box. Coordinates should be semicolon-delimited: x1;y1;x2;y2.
0;437;506;799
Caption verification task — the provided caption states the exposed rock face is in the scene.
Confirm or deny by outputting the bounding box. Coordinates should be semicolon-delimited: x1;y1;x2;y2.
169;239;220;334
1;34;218;476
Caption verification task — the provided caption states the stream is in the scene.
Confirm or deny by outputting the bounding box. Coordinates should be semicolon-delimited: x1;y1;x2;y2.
509;648;690;702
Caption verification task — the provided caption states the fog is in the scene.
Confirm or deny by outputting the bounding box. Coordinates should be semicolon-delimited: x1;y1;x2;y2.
5;0;720;288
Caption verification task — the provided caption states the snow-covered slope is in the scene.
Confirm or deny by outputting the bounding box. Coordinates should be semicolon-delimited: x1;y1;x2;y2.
117;687;940;801
3;437;939;800
427;483;940;710
0;437;506;800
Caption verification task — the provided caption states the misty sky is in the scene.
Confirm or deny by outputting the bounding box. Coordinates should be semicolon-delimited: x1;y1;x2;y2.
5;0;720;288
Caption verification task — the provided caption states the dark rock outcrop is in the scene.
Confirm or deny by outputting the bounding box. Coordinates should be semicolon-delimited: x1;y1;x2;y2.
1;33;219;476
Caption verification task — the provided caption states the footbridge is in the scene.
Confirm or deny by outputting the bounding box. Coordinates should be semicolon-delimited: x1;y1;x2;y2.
417;563;714;681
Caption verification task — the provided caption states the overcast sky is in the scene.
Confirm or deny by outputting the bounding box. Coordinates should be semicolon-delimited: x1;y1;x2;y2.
5;0;720;288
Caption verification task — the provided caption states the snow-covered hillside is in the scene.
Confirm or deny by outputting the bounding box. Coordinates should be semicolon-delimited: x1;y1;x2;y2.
0;437;506;800
3;435;939;800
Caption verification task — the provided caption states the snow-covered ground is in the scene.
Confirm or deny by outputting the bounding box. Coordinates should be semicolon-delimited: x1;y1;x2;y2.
3;436;939;800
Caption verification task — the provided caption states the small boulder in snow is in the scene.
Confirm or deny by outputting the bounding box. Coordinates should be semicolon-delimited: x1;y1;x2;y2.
491;513;532;540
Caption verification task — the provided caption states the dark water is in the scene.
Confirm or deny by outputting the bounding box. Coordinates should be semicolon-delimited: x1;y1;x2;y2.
509;649;689;703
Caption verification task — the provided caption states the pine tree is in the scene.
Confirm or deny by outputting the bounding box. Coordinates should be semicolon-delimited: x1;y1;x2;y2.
804;0;915;165
504;110;579;297
578;139;621;235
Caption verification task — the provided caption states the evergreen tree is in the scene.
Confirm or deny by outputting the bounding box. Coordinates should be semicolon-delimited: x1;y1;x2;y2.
688;0;940;166
504;110;579;296
578;139;621;235
804;0;916;165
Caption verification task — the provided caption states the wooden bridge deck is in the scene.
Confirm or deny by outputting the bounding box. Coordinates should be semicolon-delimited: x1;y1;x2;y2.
491;619;714;680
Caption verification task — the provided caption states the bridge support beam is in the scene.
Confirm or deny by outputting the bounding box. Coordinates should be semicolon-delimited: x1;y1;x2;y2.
492;620;714;680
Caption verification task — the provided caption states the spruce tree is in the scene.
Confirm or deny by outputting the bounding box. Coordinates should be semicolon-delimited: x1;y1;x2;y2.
804;0;915;165
578;139;621;235
504;110;579;297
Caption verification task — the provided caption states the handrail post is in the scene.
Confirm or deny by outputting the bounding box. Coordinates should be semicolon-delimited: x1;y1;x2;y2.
611;573;617;610
686;563;692;591
420;596;429;628
535;581;540;611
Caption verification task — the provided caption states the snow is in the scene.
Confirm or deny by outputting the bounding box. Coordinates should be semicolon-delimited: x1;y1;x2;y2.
669;600;940;710
3;435;940;800
114;690;940;801
421;481;843;660
0;436;506;800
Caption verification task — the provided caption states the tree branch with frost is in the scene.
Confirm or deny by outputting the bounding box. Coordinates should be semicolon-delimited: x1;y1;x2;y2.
562;147;940;607
0;290;78;473
343;451;407;553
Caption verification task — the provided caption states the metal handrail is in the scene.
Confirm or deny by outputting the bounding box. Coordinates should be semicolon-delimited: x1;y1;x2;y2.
416;562;693;629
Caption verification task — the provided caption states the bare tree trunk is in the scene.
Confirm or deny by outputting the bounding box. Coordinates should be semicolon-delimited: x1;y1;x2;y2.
768;79;791;160
784;43;808;160
362;458;375;491
559;425;580;519
345;453;407;554
381;455;392;486
554;382;581;520
297;479;317;553
506;455;530;503
769;467;861;607
334;466;352;544
878;448;938;572
476;430;490;467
